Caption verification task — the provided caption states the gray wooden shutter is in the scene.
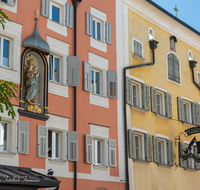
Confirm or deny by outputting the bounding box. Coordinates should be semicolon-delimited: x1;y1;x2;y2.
85;134;93;164
198;73;200;85
86;12;93;36
177;97;184;121
109;139;116;167
67;131;78;161
83;61;91;92
174;55;180;83
128;130;135;159
37;125;48;158
165;93;172;118
126;77;132;105
191;102;199;125
65;3;73;29
150;87;157;113
67;56;79;86
145;134;152;162
142;84;150;111
105;22;112;45
41;0;50;18
18;120;29;155
167;140;174;166
194;146;200;170
168;53;174;80
107;70;117;99
153;136;159;163
179;142;186;168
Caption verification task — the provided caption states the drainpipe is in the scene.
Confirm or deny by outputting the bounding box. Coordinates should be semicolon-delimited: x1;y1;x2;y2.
71;1;82;190
189;60;200;90
123;40;158;190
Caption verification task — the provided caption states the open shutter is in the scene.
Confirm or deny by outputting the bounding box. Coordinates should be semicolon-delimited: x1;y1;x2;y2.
18;121;29;154
83;61;91;92
179;142;186;168
142;84;150;111
85;134;93;164
153;136;159;163
191;102;199;125
105;22;112;45
65;3;73;29
145;134;152;162
194;146;200;170
198;73;200;85
86;12;93;36
177;97;184;121
174;55;180;83
109;139;116;167
168;54;174;80
167;140;174;166
41;0;50;18
150;87;157;113
165;93;172;118
128;130;135;159
107;70;117;99
68;131;78;161
126;77;132;105
37;125;48;158
67;56;79;86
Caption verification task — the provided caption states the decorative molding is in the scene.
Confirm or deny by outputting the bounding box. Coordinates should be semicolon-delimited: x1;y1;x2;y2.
90;124;109;139
90;38;107;52
90;93;109;108
47;19;67;37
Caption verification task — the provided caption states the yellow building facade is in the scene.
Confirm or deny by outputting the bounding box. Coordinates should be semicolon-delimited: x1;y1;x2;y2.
122;0;200;189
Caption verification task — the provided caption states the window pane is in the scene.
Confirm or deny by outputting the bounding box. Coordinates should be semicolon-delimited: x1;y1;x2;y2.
157;94;160;114
95;71;100;95
54;57;60;82
134;41;138;55
52;132;56;158
48;131;52;157
183;104;187;122
97;140;101;164
135;136;139;159
133;85;137;106
97;22;101;40
56;133;59;158
0;123;7;151
3;39;10;67
52;5;60;23
92;20;95;38
49;55;53;81
158;142;162;164
91;70;94;93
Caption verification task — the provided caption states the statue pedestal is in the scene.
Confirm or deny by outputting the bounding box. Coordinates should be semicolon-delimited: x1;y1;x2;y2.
27;103;41;114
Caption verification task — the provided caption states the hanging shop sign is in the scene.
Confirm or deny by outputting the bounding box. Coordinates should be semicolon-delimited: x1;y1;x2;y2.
185;127;200;136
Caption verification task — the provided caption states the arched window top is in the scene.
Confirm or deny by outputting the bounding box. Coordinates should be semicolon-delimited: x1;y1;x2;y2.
148;27;154;41
188;50;193;61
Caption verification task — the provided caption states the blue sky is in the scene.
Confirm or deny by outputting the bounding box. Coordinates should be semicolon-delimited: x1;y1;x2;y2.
152;0;200;32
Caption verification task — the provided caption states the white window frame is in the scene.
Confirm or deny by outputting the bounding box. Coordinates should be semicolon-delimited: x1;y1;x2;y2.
0;36;11;68
181;96;192;124
91;68;101;96
188;50;193;61
134;131;145;161
92;17;103;41
48;130;60;159
132;37;144;61
148;27;154;41
131;80;142;109
49;54;61;83
156;91;165;116
93;139;103;166
50;2;63;24
0;0;17;13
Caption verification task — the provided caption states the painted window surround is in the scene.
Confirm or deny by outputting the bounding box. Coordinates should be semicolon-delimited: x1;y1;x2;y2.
47;36;69;98
0;21;22;84
90;7;107;53
47;0;67;37
132;37;145;61
89;52;109;108
0;0;17;13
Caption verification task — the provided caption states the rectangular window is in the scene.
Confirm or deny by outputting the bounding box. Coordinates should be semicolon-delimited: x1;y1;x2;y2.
158;141;163;164
92;19;101;41
52;5;60;23
157;94;161;115
91;69;100;95
1;0;8;3
132;84;138;107
48;131;59;158
93;139;101;165
135;135;140;159
134;40;142;58
0;122;7;151
183;103;188;123
1;38;10;67
49;55;60;83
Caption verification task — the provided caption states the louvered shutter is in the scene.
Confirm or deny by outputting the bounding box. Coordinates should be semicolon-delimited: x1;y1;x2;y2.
83;61;91;92
168;54;174;80
191;102;199;125
85;134;93;164
150;87;157;113
18;121;29;154
198;73;200;85
126;77;132;105
86;12;93;36
41;0;50;18
65;3;73;29
67;56;79;86
174;55;180;83
107;70;117;99
105;22;112;45
142;84;150;111
68;131;78;161
109;139;116;167
194;146;200;170
128;130;135;159
165;93;172;118
179;142;186;168
167;140;174;166
177;97;184;121
145;134;152;162
153;136;159;163
37;125;48;158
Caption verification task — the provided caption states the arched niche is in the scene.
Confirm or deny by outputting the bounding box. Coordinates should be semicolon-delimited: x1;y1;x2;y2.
18;48;49;121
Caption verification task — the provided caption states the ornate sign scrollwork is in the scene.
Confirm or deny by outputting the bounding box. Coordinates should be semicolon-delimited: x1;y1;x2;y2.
180;153;200;162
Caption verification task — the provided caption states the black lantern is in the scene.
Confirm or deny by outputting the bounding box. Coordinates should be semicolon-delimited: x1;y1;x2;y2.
189;60;198;69
149;40;159;50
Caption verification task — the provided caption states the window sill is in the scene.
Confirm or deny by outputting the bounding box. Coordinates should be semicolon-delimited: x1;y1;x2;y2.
0;151;16;155
167;78;181;86
182;122;195;128
90;37;107;53
93;164;108;170
47;19;67;37
132;54;145;62
184;168;198;172
133;159;149;164
49;80;66;86
155;114;169;120
0;66;17;72
49;81;68;98
48;158;66;163
90;93;109;108
130;105;146;113
157;163;171;168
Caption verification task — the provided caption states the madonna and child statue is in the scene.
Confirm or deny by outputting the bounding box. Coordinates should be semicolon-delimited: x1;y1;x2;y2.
25;55;41;114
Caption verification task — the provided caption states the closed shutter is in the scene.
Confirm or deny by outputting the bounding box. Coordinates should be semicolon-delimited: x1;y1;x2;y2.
86;12;93;36
150;87;157;113
18;121;29;154
177;97;184;121
67;131;78;161
37;125;47;158
174;55;180;83
105;22;112;45
128;130;135;159
67;56;79;86
41;0;50;18
126;77;132;105
179;142;186;168
194;146;200;170
107;70;117;99
85;134;93;164
165;93;172;118
191;102;199;125
142;84;150;111
65;3;73;29
145;134;152;162
109;139;116;167
168;54;174;80
167;140;174;166
153;136;159;163
83;62;91;92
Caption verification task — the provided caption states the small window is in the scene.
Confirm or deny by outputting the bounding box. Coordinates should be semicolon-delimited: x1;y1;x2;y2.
134;40;142;58
182;101;191;123
132;84;138;107
134;134;144;160
91;69;101;95
0;37;10;68
0;122;7;151
92;20;101;41
156;92;165;116
48;130;59;159
49;55;60;83
93;139;102;165
157;138;167;165
131;81;142;109
52;5;60;23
